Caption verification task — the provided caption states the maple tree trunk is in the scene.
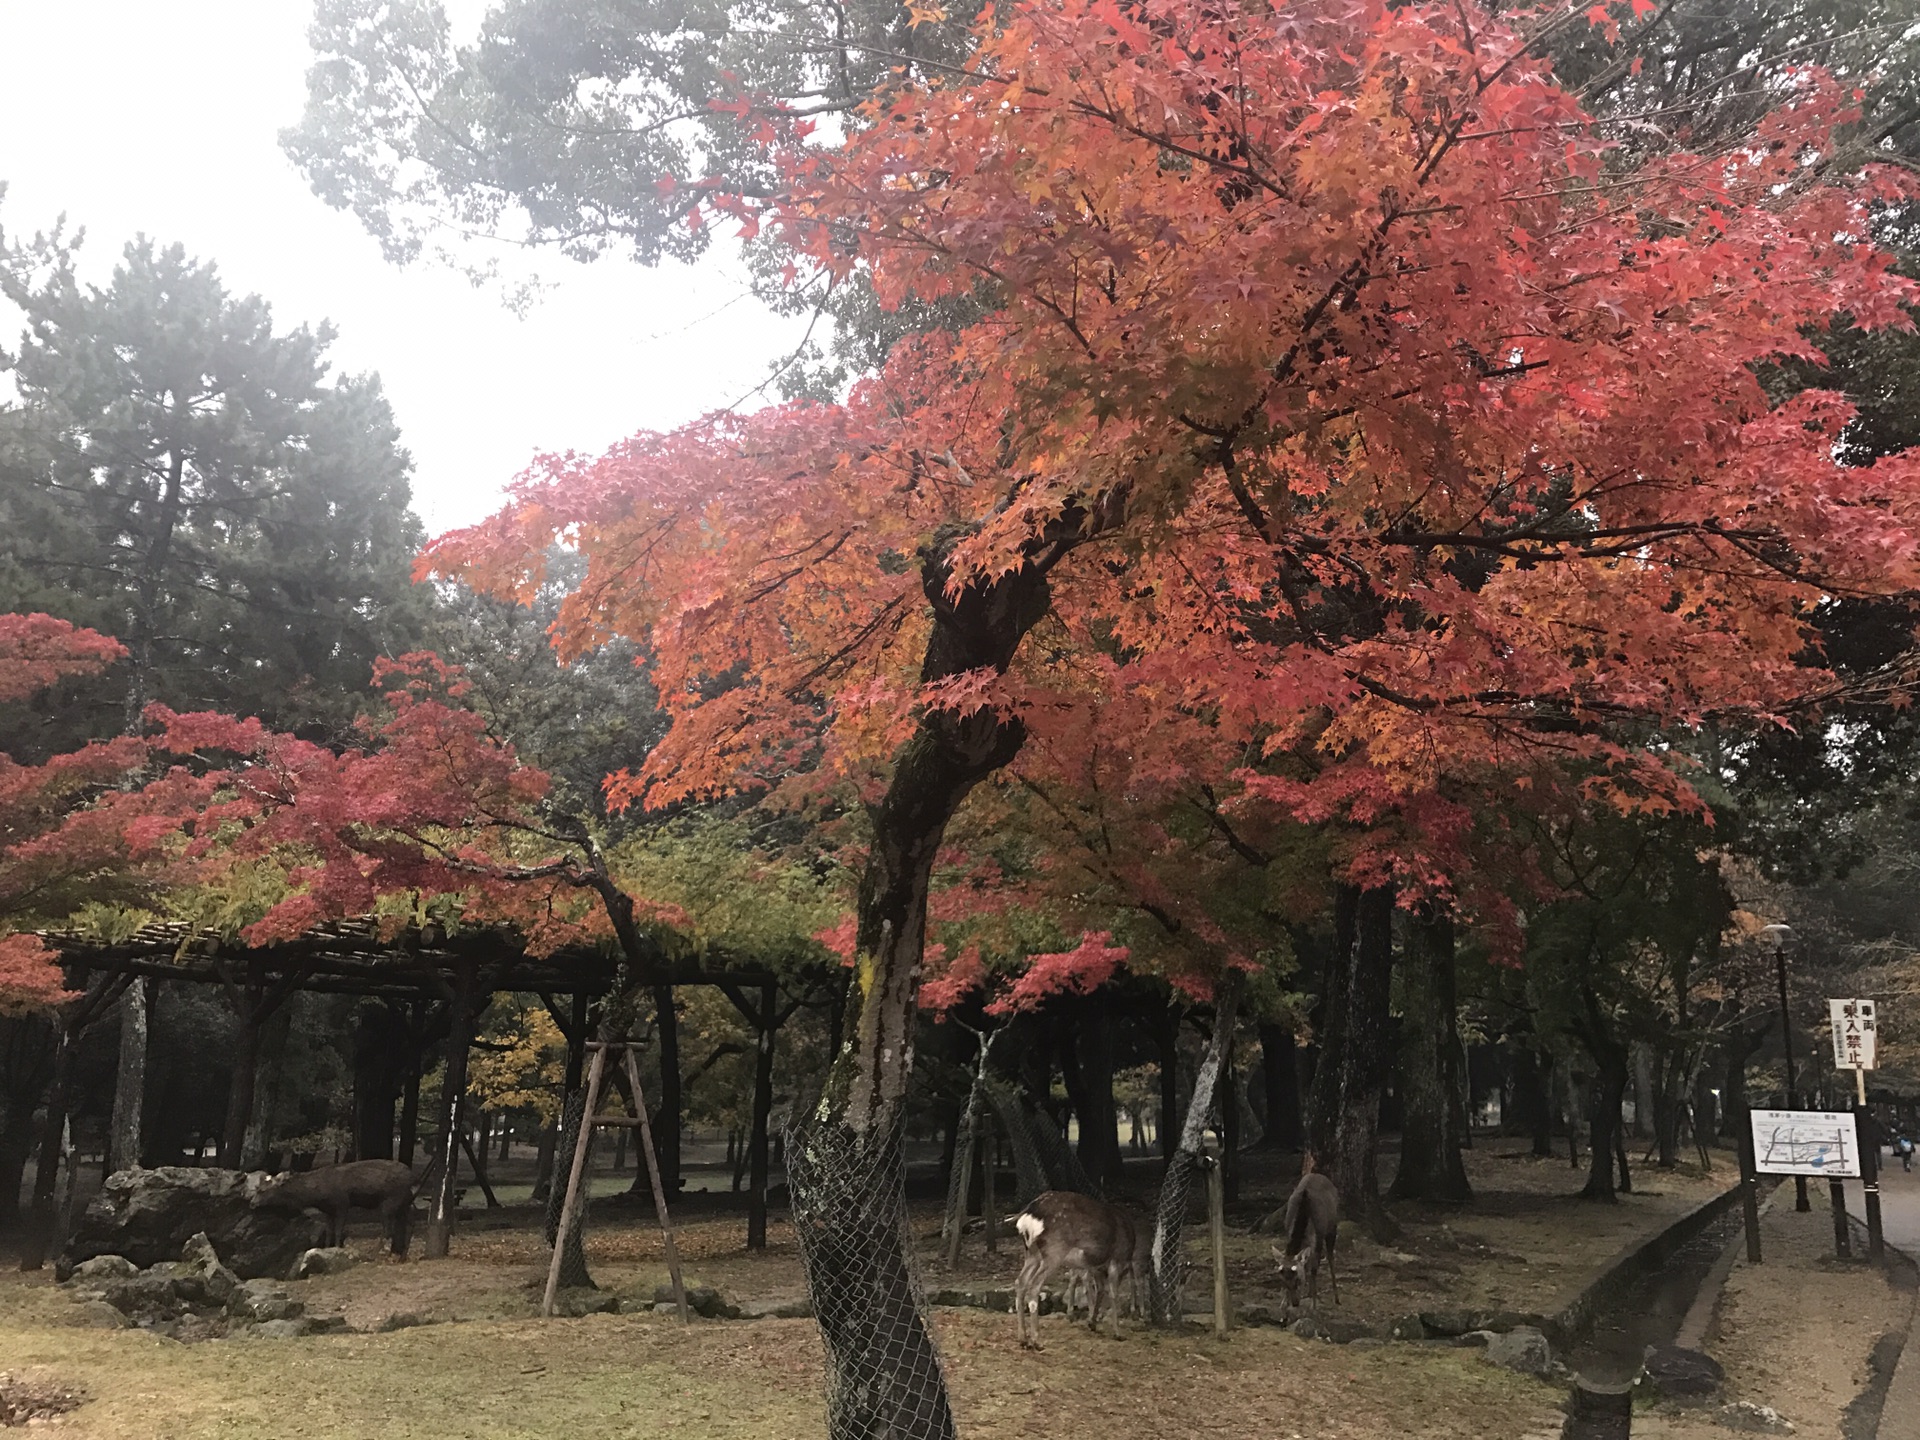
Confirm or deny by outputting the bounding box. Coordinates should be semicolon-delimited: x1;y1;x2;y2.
1391;906;1472;1205
1580;1026;1630;1203
631;985;681;1196
108;978;148;1175
748;978;776;1251
1058;998;1124;1193
219;1008;263;1168
0;1103;33;1225
19;1026;76;1270
1255;1022;1304;1150
545;1087;594;1289
1146;971;1244;1325
351;1001;407;1162
1307;885;1397;1238
792;538;1076;1440
1157;1008;1180;1163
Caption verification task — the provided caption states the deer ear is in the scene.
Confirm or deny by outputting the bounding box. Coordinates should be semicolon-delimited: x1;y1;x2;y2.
1270;1245;1284;1261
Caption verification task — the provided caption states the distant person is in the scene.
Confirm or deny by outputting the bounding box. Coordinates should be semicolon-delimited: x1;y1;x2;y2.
1899;1134;1913;1174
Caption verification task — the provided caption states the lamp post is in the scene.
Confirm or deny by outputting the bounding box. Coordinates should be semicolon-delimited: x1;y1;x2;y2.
1760;924;1812;1214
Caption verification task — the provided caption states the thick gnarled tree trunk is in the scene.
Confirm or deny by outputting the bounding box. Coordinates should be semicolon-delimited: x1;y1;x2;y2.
789;513;1112;1440
1307;885;1398;1236
1391;906;1471;1204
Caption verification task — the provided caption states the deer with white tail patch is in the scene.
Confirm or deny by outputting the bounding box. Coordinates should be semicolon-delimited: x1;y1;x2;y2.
1012;1190;1142;1347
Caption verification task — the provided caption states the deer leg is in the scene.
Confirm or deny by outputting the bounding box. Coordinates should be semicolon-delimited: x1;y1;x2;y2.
1325;1240;1339;1305
1014;1251;1051;1349
1103;1259;1126;1338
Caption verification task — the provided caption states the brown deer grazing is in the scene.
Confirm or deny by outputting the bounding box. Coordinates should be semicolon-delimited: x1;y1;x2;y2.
1012;1190;1139;1347
1271;1171;1340;1312
254;1159;417;1255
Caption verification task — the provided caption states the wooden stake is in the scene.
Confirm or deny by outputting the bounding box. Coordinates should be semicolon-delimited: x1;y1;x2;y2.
543;1046;607;1317
622;1047;690;1324
1208;1146;1229;1336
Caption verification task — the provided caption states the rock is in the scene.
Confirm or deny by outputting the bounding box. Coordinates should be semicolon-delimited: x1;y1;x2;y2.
1320;1319;1377;1344
1348;1337;1387;1350
738;1298;813;1320
70;1299;131;1329
225;1278;303;1324
61;1167;329;1280
1482;1325;1553;1377
1641;1344;1726;1404
178;1233;240;1305
1290;1316;1325;1340
65;1255;138;1283
1418;1308;1473;1337
290;1247;357;1280
1473;1309;1546;1334
1716;1402;1794;1434
99;1273;189;1319
1388;1314;1428;1341
556;1289;620;1317
1237;1303;1289;1328
653;1301;680;1315
653;1283;731;1318
251;1317;316;1339
375;1311;427;1332
1456;1330;1494;1348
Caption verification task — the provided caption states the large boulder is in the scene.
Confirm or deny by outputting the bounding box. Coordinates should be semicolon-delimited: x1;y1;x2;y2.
59;1167;328;1280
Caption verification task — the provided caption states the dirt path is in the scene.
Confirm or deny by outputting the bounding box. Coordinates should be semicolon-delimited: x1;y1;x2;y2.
1634;1191;1910;1440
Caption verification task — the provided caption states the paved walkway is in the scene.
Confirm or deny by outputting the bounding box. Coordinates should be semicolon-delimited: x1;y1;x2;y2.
1846;1158;1920;1440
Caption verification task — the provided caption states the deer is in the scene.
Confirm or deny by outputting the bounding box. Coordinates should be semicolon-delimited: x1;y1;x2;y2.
253;1158;419;1256
1012;1190;1140;1347
1271;1169;1340;1313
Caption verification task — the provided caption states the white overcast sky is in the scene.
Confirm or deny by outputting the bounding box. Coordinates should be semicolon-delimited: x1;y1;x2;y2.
0;1;810;536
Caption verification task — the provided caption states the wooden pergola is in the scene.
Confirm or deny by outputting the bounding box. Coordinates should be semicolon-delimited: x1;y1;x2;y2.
22;919;824;1266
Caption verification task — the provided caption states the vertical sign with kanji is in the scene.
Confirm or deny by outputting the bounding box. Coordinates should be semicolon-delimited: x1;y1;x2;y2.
1829;998;1877;1072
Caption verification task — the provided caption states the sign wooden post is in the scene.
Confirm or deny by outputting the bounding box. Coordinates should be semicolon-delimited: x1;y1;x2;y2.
1831;998;1886;1259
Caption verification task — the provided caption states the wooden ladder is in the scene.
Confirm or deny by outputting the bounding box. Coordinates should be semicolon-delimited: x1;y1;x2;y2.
542;1037;690;1322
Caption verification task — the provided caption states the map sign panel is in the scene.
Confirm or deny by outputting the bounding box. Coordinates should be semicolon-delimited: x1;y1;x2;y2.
1749;1108;1861;1178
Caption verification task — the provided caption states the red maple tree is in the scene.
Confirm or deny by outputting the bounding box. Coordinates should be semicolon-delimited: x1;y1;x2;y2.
420;0;1920;1427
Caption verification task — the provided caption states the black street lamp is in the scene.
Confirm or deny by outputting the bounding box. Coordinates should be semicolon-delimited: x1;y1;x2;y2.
1759;923;1811;1213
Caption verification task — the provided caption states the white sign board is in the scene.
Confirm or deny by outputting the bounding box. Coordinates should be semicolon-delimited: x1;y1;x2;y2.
1829;998;1878;1071
1750;1108;1861;1178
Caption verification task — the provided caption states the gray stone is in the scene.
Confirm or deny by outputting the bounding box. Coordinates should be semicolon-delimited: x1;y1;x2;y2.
1388;1314;1428;1341
1641;1344;1725;1404
375;1311;427;1332
1320;1319;1377;1344
1347;1337;1387;1350
1482;1325;1553;1377
225;1278;303;1323
65;1254;138;1283
178;1232;240;1305
1716;1402;1794;1434
70;1299;131;1329
1455;1330;1493;1348
290;1247;357;1280
651;1283;738;1319
653;1300;680;1314
1418;1308;1473;1337
99;1273;189;1318
737;1298;813;1320
1237;1303;1289;1328
556;1289;620;1317
251;1317;316;1339
1290;1316;1325;1340
1472;1310;1545;1333
60;1167;329;1280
